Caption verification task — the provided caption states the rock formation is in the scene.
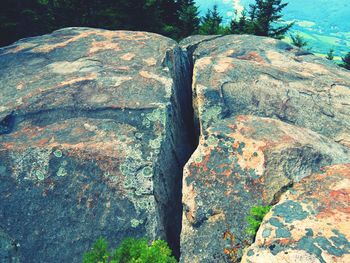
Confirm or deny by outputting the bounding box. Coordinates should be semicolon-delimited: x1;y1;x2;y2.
0;29;349;262
180;35;350;262
242;164;350;263
0;28;194;262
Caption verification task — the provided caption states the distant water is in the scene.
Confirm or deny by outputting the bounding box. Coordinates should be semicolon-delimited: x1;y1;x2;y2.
196;0;350;56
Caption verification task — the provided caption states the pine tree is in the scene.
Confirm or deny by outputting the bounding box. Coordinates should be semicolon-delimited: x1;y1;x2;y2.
230;11;253;35
178;0;200;38
199;5;224;35
326;49;334;60
0;0;200;46
290;33;308;48
230;0;293;39
340;52;350;70
253;0;293;39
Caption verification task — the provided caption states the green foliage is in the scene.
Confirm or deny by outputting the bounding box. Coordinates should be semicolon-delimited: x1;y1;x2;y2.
230;0;293;39
340;52;350;70
0;0;199;46
290;33;308;48
177;0;200;39
246;205;272;236
83;238;111;263
326;49;335;60
83;237;177;263
199;4;230;35
230;11;253;35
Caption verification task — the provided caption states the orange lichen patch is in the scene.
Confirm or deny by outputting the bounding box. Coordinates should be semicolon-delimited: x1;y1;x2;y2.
237;51;266;64
302;62;330;75
112;31;151;41
120;53;136;61
36;138;50;146
0;142;15;150
196;57;212;70
139;70;154;79
190;151;211;173
229;131;266;176
265;50;289;64
115;66;130;71
57;73;97;87
16;82;25;90
208;210;225;223
223;230;236;242
3;42;38;54
89;39;121;54
256;164;350;245
33;31;96;53
302;165;350;219
31;30;149;54
277;238;294;246
213;57;234;73
143;57;157;66
222;49;235;57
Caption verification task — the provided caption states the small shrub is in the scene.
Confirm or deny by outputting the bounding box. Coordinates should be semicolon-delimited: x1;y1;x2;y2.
290;33;308;48
83;238;111;263
83;237;177;263
245;205;272;236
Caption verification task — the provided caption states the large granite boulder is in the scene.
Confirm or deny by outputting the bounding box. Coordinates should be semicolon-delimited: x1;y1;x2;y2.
180;35;350;262
181;115;350;262
1;29;350;263
242;164;350;263
181;35;350;146
0;27;194;262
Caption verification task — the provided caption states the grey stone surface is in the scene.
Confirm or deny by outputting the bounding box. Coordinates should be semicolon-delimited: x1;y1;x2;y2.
0;27;194;262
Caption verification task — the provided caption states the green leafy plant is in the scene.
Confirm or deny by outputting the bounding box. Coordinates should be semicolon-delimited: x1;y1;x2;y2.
245;205;272;236
83;237;177;263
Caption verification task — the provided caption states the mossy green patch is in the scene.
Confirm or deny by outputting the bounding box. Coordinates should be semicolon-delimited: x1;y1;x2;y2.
246;205;272;236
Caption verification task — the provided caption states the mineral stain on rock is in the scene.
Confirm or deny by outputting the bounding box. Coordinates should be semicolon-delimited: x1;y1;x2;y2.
0;28;196;262
1;29;350;263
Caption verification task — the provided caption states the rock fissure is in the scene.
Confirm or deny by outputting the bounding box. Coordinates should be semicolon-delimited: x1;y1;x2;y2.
179;34;350;263
0;29;350;263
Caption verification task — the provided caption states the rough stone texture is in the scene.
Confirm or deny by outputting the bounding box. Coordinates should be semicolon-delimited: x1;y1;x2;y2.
0;229;19;263
1;30;350;263
180;34;350;262
242;164;350;263
0;27;194;262
181;34;350;146
181;115;350;262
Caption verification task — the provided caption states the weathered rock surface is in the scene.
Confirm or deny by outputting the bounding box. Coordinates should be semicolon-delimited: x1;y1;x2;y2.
0;27;194;262
242;164;350;263
181;35;350;145
180;35;350;262
1;30;350;263
0;228;19;263
181;115;350;262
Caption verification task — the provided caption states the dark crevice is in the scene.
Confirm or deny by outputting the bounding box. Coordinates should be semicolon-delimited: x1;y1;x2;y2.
161;37;229;259
0;112;15;135
0;36;207;262
149;44;201;260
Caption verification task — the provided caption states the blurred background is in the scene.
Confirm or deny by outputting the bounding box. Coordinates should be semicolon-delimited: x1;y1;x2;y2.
0;0;349;61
